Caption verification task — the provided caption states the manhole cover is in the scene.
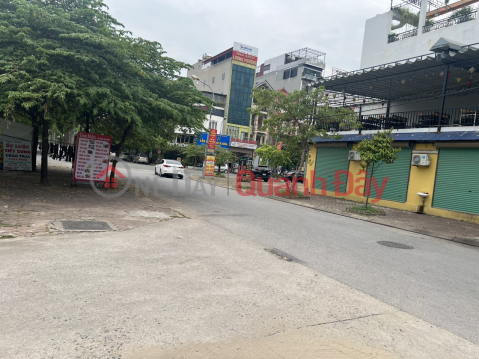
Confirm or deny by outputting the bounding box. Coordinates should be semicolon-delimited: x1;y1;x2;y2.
377;241;414;250
60;220;113;231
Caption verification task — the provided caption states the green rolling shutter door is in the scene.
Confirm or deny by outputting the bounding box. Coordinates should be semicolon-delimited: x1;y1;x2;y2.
314;147;350;193
369;147;412;203
433;148;479;215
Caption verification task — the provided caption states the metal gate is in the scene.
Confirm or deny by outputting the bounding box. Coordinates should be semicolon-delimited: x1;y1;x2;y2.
368;147;412;203
433;148;479;215
314;147;350;194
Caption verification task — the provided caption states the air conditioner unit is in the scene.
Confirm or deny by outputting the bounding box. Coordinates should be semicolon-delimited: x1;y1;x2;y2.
412;154;431;167
349;151;362;161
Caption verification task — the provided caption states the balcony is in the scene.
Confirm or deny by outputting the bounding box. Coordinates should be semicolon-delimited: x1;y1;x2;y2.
388;28;418;43
423;10;477;33
321;106;479;132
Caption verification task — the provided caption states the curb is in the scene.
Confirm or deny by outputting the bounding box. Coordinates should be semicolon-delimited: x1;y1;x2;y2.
188;176;479;249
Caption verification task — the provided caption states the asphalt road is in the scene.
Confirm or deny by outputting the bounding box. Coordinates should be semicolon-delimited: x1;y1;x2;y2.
121;161;479;345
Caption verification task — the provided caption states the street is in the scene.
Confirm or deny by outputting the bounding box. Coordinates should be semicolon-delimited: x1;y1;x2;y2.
125;161;479;345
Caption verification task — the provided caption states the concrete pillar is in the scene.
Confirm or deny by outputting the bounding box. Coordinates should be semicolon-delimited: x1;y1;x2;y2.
418;0;429;34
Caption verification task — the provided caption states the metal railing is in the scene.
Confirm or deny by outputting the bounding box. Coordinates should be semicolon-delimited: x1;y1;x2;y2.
388;28;418;43
358;106;479;130
423;11;477;33
318;106;479;132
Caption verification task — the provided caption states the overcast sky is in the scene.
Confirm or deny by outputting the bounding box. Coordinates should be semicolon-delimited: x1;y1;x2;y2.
104;0;390;76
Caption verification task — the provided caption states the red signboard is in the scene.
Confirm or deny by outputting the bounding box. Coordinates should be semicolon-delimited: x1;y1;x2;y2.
74;132;112;182
232;51;258;66
207;129;218;150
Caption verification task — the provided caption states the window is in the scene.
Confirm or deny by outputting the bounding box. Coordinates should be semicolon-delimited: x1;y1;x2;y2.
227;65;256;127
227;125;240;139
241;132;248;140
222;73;225;80
264;64;271;71
212;77;215;84
291;67;298;77
258;116;263;129
283;69;291;79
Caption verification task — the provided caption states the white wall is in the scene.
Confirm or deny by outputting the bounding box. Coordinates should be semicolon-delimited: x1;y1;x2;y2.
360;9;479;69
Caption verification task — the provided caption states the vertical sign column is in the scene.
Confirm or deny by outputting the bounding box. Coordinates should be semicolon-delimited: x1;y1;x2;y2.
205;129;218;177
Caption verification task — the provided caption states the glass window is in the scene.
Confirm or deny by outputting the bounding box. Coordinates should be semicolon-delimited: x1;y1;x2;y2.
283;69;290;79
222;73;225;80
227;64;255;127
264;64;271;71
291;67;298;77
212;77;215;84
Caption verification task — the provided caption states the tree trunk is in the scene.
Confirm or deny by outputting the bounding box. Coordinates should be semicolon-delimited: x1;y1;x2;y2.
291;142;307;196
365;166;374;208
85;115;90;133
110;122;134;184
31;115;39;172
40;116;49;185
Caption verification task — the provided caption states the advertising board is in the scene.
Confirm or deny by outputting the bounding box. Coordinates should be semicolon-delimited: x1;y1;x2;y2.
73;132;112;182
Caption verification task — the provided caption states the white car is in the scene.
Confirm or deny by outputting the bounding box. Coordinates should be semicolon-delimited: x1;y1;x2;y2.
155;159;184;179
215;165;229;173
133;154;149;164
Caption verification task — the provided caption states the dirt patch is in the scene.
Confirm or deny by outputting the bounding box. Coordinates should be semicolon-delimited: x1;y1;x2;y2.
0;163;179;238
125;329;399;359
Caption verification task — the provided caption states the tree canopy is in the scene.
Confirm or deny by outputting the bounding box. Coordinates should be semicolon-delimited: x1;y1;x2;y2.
249;86;359;188
0;0;207;183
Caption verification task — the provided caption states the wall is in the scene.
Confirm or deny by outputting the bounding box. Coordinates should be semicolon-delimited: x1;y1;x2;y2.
187;59;233;99
360;9;479;69
307;142;479;224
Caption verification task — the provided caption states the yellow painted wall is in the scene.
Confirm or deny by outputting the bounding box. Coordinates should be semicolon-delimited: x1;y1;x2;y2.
308;143;479;224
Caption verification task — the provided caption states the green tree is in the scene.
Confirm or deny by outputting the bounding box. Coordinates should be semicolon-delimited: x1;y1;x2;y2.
0;0;207;185
214;147;236;173
450;6;473;20
356;129;402;208
255;144;293;170
181;144;206;166
249;86;358;192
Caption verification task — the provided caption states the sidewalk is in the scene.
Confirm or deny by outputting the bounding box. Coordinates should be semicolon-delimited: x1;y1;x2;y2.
190;175;479;247
0;159;177;238
1;219;478;358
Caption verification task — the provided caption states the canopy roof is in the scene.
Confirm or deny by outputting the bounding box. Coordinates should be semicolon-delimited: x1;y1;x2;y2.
318;40;479;107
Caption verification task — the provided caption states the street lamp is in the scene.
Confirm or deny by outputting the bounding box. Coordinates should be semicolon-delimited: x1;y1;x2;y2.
191;75;215;178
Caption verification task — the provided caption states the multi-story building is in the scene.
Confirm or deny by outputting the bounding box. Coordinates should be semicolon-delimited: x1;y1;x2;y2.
255;48;326;93
187;42;259;158
306;0;479;224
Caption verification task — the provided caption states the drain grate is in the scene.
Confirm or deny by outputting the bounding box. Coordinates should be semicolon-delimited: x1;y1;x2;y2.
265;248;303;263
60;220;114;231
377;241;414;250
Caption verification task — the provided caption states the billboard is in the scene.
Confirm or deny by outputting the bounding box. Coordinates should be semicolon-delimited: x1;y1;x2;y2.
233;41;259;67
74;132;112;182
197;133;230;149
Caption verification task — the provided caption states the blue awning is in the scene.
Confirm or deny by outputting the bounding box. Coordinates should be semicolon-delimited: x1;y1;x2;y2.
312;131;479;143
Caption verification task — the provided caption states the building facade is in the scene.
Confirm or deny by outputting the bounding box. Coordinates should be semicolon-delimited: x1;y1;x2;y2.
307;1;479;224
361;0;479;68
255;48;325;93
187;42;259;158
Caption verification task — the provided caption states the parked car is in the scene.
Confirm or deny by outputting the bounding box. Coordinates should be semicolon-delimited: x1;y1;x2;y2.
283;170;305;183
194;162;203;168
251;166;272;182
215;165;229;173
155;159;184;179
119;152;131;161
132;154;149;164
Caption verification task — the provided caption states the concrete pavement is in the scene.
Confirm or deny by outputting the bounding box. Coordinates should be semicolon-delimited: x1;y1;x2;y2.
1;219;478;358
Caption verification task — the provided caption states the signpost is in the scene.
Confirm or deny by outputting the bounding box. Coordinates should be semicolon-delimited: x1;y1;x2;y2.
73;132;112;183
205;155;216;177
3;139;32;171
205;129;218;177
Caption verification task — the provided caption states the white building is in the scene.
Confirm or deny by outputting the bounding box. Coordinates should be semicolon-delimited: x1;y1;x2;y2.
361;0;479;68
